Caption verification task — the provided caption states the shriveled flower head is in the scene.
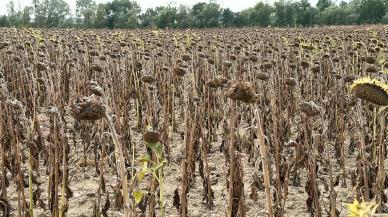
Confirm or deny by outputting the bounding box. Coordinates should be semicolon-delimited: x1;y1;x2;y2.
350;77;388;106
143;130;160;144
173;66;186;77
71;96;106;121
343;74;356;83
347;198;378;217
6;98;25;113
206;75;227;88
257;72;270;81
299;101;321;117
47;106;59;116
225;81;258;104
87;80;104;96
0;73;9;101
141;74;156;84
284;78;297;86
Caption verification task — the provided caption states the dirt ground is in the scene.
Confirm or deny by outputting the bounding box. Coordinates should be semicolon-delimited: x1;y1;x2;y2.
5;105;388;217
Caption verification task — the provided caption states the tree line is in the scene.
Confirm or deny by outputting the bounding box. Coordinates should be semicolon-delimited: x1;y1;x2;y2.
1;0;388;28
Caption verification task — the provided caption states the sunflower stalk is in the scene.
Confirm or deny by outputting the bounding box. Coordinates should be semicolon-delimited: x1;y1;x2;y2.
254;109;273;217
103;113;131;217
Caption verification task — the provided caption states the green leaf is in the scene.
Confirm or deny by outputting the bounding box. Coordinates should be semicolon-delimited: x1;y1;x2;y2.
146;142;163;157
137;161;149;182
147;142;157;152
155;143;163;157
137;169;146;182
150;161;165;172
138;154;150;163
132;190;144;205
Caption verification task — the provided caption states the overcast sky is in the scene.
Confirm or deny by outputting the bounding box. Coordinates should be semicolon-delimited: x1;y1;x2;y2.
0;0;320;16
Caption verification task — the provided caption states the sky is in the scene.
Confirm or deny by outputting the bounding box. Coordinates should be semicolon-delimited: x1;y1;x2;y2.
0;0;319;16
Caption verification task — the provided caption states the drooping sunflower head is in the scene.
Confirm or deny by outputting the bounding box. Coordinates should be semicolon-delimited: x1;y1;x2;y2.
350;77;388;106
71;96;106;121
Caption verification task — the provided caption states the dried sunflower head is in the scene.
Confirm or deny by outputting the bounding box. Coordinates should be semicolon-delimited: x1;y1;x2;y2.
225;81;258;104
143;131;160;144
284;78;297;86
143;126;162;156
141;74;156;84
47;106;59;116
206;75;227;88
257;72;270;81
173;66;186;76
350;77;388;106
88;80;104;96
299;101;321;117
71;96;106;121
0;74;9;101
365;65;378;73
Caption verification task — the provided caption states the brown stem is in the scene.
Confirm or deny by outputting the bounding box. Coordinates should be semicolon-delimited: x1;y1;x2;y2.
254;109;273;217
103;113;130;217
376;108;386;211
356;105;370;200
227;106;235;217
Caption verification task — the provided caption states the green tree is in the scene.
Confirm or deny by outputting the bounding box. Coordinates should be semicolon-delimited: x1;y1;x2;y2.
22;6;33;26
316;0;333;11
175;5;195;28
7;0;22;26
237;9;253;26
273;0;296;26
3;0;388;29
250;2;273;26
140;8;157;28
31;0;69;27
94;3;107;28
105;0;141;29
192;2;206;27
294;0;319;26
59;17;75;27
7;0;16;19
154;6;178;29
357;0;385;23
0;16;11;27
221;8;235;27
46;0;70;27
319;2;359;25
32;0;48;26
320;5;346;25
76;0;97;27
382;13;388;23
192;2;221;28
339;1;360;24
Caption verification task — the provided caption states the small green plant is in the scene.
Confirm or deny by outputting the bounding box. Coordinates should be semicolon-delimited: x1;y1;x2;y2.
347;198;378;217
132;130;167;217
